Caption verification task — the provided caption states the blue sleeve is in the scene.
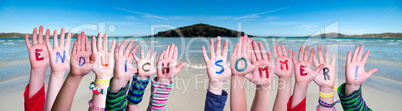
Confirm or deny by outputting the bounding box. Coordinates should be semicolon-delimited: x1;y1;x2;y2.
204;90;228;111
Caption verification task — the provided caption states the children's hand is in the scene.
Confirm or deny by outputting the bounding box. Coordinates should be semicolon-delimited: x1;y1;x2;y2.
202;36;231;85
313;45;336;89
45;28;71;72
114;39;138;82
230;35;260;76
25;26;50;70
273;43;293;78
92;33;115;79
70;32;95;77
245;41;274;86
292;45;323;84
133;48;157;80
345;45;377;92
156;43;187;83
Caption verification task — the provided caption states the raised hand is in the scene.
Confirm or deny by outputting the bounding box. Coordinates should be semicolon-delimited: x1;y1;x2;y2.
245;41;274;86
70;32;95;77
156;43;187;83
45;28;71;72
345;45;377;94
273;43;293;78
114;39;138;82
92;33;116;79
292;45;323;84
313;45;336;89
230;34;259;76
25;26;50;70
133;48;157;80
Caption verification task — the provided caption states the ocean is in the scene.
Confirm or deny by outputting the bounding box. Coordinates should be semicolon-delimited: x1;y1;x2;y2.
0;37;401;84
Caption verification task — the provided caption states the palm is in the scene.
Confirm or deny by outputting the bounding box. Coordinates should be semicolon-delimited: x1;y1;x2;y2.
206;57;231;82
273;43;293;78
156;44;187;81
246;41;275;86
49;48;70;72
312;45;337;88
93;51;114;76
115;55;135;81
346;62;368;85
70;32;94;77
137;58;156;78
292;45;323;84
230;35;256;76
28;45;50;69
294;62;314;83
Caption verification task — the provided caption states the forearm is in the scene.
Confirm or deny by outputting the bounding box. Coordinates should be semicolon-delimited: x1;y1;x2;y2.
208;80;223;95
28;68;47;98
338;83;371;111
251;85;271;111
290;83;308;108
230;75;247;111
318;87;335;111
52;73;83;111
90;74;112;111
45;71;66;111
273;77;292;110
127;74;150;109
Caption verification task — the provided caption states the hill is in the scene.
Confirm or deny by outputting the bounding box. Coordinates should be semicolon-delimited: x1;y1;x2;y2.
147;23;256;37
307;32;402;38
0;32;81;38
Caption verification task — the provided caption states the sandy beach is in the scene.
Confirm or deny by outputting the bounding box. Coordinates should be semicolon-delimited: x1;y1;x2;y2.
1;66;402;111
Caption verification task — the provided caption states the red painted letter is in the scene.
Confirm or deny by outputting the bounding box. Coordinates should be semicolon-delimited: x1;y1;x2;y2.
100;57;108;66
258;66;269;78
279;60;288;70
300;65;307;76
35;49;44;61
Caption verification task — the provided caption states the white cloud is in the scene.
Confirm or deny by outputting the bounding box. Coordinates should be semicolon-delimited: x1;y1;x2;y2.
233;7;288;21
265;16;278;21
114;7;169;21
124;16;137;21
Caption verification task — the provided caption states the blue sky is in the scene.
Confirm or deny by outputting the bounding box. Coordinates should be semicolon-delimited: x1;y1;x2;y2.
0;0;401;36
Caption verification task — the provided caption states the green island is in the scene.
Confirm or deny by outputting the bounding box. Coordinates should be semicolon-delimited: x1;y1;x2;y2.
1;23;401;38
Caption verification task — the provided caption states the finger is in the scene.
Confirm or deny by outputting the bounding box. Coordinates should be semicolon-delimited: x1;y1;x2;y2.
361;49;370;63
357;45;364;61
45;31;52;51
222;40;229;58
216;36;221;56
114;42;120;57
38;26;43;44
352;46;359;62
281;44;287;56
132;45;140;61
233;43;239;55
209;39;215;60
304;45;309;61
331;53;336;66
273;43;278;58
292;51;297;64
85;34;90;51
238;37;243;54
77;34;81;51
309;48;315;64
91;36;97;54
97;32;102;51
251;46;257;63
318;45;324;64
202;46;210;63
32;28;38;45
72;42;77;55
173;46;178;60
164;45;170;58
159;51;165;60
124;39;134;56
366;68;378;78
313;54;319;68
80;32;85;51
119;39;127;55
242;36;248;53
140;49;144;59
259;42;267;60
309;64;324;77
151;51;157;63
25;34;32;48
103;33;108;51
325;46;329;64
252;41;262;61
267;51;273;63
65;32;71;49
298;46;303;62
109;39;116;53
169;43;175;59
146;48;151;58
346;50;351;64
176;62;187;71
53;30;58;48
60;28;65;47
276;43;283;56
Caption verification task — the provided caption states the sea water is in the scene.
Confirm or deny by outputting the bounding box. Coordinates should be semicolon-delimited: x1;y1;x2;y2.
0;37;401;84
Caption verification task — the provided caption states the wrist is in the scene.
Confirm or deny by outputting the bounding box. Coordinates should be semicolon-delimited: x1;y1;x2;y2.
320;87;335;93
156;77;171;84
31;68;47;75
345;83;361;95
95;73;113;80
137;74;149;80
295;83;309;89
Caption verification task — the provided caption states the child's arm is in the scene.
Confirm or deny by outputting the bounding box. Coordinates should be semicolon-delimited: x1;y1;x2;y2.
44;28;71;111
339;45;377;110
272;43;293;111
147;43;187;111
202;36;231;111
127;47;157;110
245;41;275;111
312;45;337;111
52;32;95;111
89;33;116;111
24;26;50;111
289;45;323;110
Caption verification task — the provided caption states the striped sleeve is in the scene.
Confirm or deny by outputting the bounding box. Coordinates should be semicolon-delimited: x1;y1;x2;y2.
127;74;150;105
337;83;372;111
106;78;129;111
147;77;173;111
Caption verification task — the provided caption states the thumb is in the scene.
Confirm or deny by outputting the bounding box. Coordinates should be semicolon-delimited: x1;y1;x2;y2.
90;54;96;64
366;68;378;78
306;64;324;78
176;62;187;71
245;74;252;80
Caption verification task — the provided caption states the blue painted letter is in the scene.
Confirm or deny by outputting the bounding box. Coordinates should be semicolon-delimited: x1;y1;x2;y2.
215;60;224;74
56;50;66;63
79;57;85;66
